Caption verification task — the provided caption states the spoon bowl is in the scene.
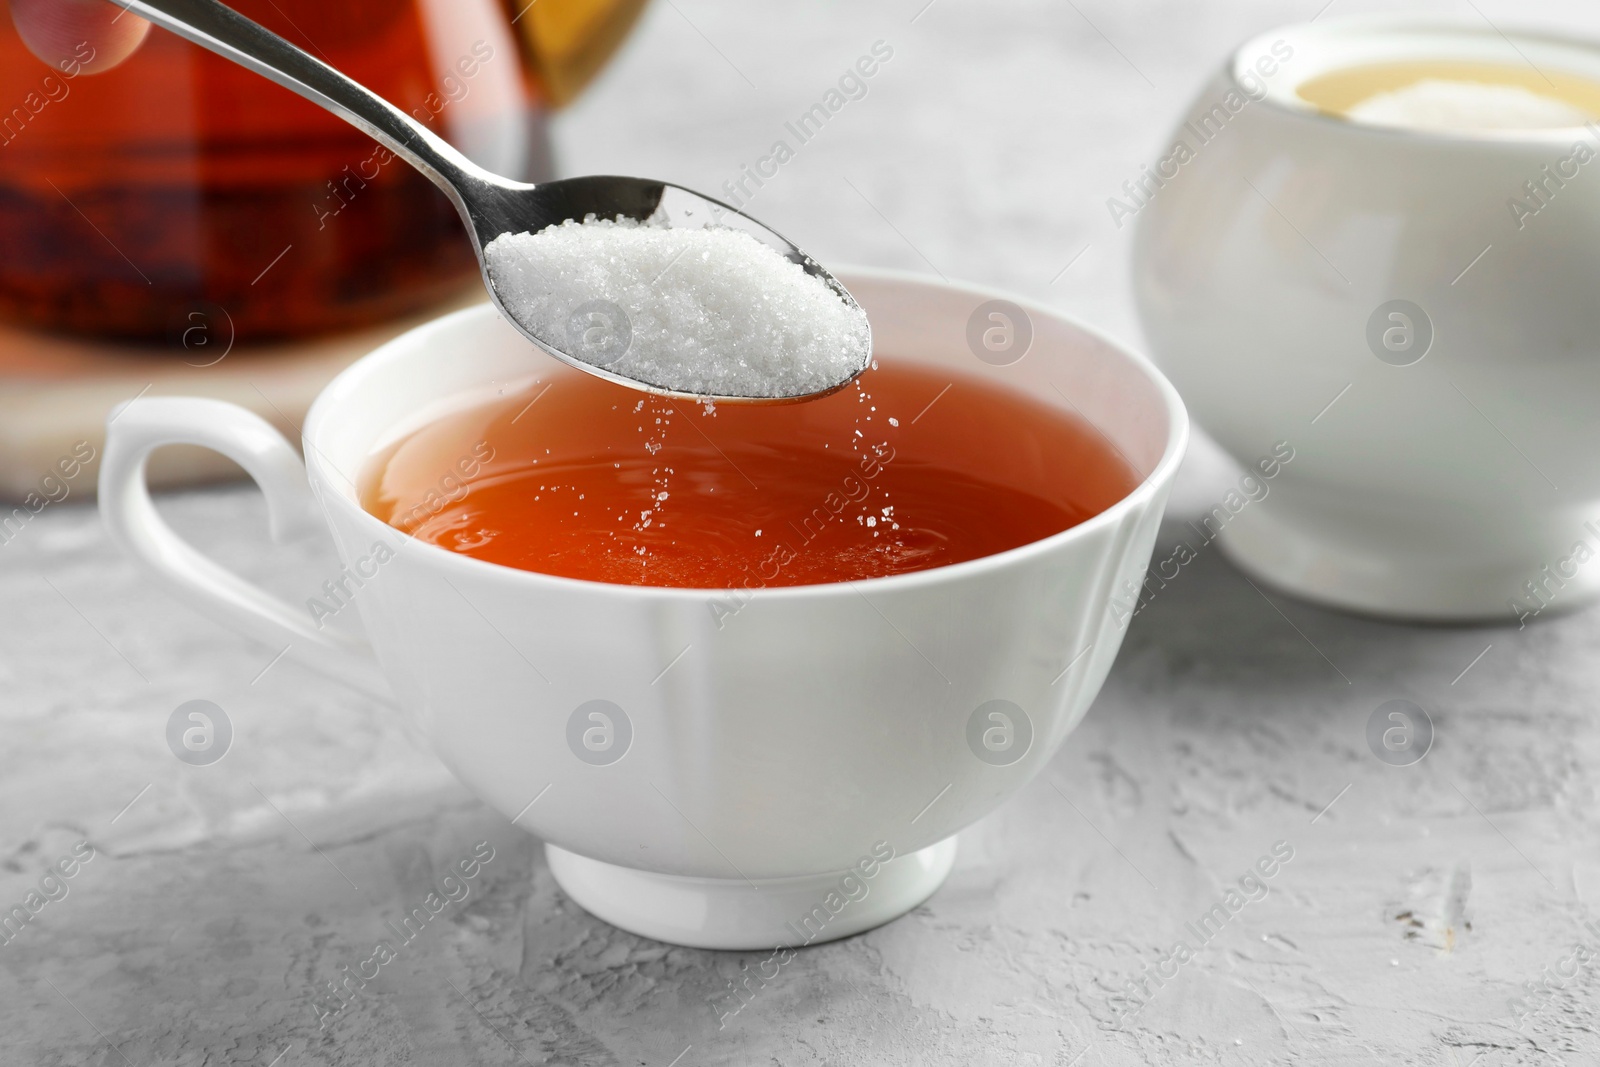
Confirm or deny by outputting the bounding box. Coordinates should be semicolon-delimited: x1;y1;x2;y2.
470;176;870;403
117;0;870;403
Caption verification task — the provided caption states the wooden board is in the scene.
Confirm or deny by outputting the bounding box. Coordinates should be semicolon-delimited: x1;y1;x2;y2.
0;287;485;501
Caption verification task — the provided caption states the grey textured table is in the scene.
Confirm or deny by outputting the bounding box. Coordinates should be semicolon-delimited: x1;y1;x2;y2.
5;1;1600;1064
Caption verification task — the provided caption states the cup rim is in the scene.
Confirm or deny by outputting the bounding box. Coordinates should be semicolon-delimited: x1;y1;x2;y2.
304;265;1189;601
1234;12;1600;144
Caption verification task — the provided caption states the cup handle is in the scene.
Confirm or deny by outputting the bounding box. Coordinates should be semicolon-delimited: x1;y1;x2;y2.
99;397;390;700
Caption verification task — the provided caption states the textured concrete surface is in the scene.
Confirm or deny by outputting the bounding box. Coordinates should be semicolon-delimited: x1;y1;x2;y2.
5;0;1600;1064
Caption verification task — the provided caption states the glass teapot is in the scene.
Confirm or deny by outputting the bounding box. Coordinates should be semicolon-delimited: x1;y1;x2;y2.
0;0;647;344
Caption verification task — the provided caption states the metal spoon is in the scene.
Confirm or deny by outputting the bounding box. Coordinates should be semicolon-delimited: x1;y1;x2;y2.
114;0;870;403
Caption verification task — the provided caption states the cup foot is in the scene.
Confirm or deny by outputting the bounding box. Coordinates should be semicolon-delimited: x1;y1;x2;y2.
545;837;958;949
1217;501;1600;622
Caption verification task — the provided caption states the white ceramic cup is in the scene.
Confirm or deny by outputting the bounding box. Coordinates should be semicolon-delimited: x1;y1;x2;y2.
99;269;1186;949
1133;15;1600;621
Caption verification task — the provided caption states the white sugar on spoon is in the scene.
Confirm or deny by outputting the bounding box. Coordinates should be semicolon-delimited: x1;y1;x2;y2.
486;218;872;402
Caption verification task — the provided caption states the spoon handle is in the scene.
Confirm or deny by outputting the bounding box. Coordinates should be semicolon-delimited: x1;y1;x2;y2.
116;0;499;205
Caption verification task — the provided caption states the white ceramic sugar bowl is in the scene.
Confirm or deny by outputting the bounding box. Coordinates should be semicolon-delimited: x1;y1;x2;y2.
1132;14;1600;621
